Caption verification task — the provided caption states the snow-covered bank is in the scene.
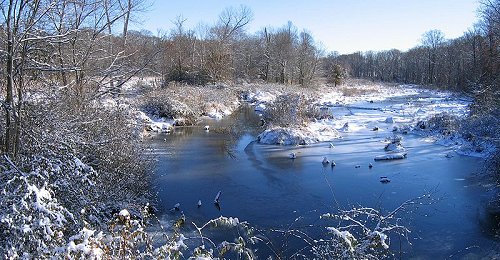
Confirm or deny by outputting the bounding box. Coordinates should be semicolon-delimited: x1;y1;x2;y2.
244;83;496;158
103;78;496;157
107;79;244;134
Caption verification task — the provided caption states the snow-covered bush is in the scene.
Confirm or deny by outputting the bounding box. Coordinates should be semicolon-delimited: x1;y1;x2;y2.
421;112;460;134
141;93;198;125
384;135;406;153
140;84;241;124
60;212;259;259
313;194;432;259
0;89;152;257
24;95;152;209
0;153;91;258
264;93;318;127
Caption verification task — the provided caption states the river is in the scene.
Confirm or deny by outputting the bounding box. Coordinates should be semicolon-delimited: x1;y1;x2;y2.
148;89;498;258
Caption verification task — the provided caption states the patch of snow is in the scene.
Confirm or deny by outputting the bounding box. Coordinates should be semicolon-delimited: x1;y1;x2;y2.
101;98;117;108
307;121;342;141
384;143;406;153
370;231;390;249
374;153;407;161
204;103;235;119
326;227;357;252
258;126;340;146
134;111;153;123
245;91;278;103
254;103;266;112
118;209;130;220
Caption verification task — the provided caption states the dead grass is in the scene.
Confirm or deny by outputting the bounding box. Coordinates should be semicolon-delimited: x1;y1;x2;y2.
139;82;242;124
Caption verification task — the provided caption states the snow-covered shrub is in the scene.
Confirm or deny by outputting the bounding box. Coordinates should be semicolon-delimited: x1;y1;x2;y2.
141;92;198;125
140;84;241;124
60;212;259;259
423;112;460;134
190;216;259;259
264;93;318;127
25;96;151;210
61;206;186;259
0;154;85;258
463;113;500;142
384;135;406;153
313;194;432;259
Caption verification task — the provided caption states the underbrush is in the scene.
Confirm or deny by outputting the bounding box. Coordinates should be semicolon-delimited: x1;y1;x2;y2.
264;93;319;127
139;82;241;124
416;112;460;134
0;91;152;258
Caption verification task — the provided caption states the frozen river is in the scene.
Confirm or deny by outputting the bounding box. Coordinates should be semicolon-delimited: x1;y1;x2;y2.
149;88;497;258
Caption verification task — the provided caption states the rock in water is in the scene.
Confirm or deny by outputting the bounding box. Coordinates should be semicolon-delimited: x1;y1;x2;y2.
380;177;391;184
322;157;329;164
214;191;221;204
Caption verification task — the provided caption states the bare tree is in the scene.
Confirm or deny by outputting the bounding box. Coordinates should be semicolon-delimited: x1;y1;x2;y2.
205;5;253;81
421;29;445;85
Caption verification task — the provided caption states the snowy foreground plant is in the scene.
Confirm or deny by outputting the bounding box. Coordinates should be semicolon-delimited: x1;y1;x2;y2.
0;153;94;258
312;194;433;259
62;211;259;259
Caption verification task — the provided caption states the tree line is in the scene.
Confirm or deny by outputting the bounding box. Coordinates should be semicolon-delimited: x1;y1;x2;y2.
139;6;323;85
324;0;500;98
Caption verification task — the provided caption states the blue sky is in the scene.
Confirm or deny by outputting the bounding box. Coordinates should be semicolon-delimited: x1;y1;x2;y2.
132;0;480;54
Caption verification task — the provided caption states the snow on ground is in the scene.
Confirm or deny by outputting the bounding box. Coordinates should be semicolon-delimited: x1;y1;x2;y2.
246;84;496;157
134;111;174;133
243;90;279;114
258;125;340;145
97;79;495;157
204;102;236;120
317;84;420;106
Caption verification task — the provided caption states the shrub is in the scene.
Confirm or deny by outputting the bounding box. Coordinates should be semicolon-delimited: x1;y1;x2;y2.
140;89;198;125
0;89;153;257
264;93;319;127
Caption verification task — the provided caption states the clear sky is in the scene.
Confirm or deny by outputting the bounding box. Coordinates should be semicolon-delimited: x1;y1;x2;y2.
131;0;481;54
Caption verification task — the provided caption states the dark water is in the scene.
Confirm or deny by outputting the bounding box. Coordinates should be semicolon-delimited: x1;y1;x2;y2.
150;102;498;258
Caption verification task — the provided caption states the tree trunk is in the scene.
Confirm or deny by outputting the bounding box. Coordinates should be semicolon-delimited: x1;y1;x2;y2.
4;0;15;156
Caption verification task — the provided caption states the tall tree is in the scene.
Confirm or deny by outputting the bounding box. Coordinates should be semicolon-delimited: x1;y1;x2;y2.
421;29;445;85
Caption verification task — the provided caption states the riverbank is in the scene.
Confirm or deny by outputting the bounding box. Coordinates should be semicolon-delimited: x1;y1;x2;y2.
129;79;496;161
